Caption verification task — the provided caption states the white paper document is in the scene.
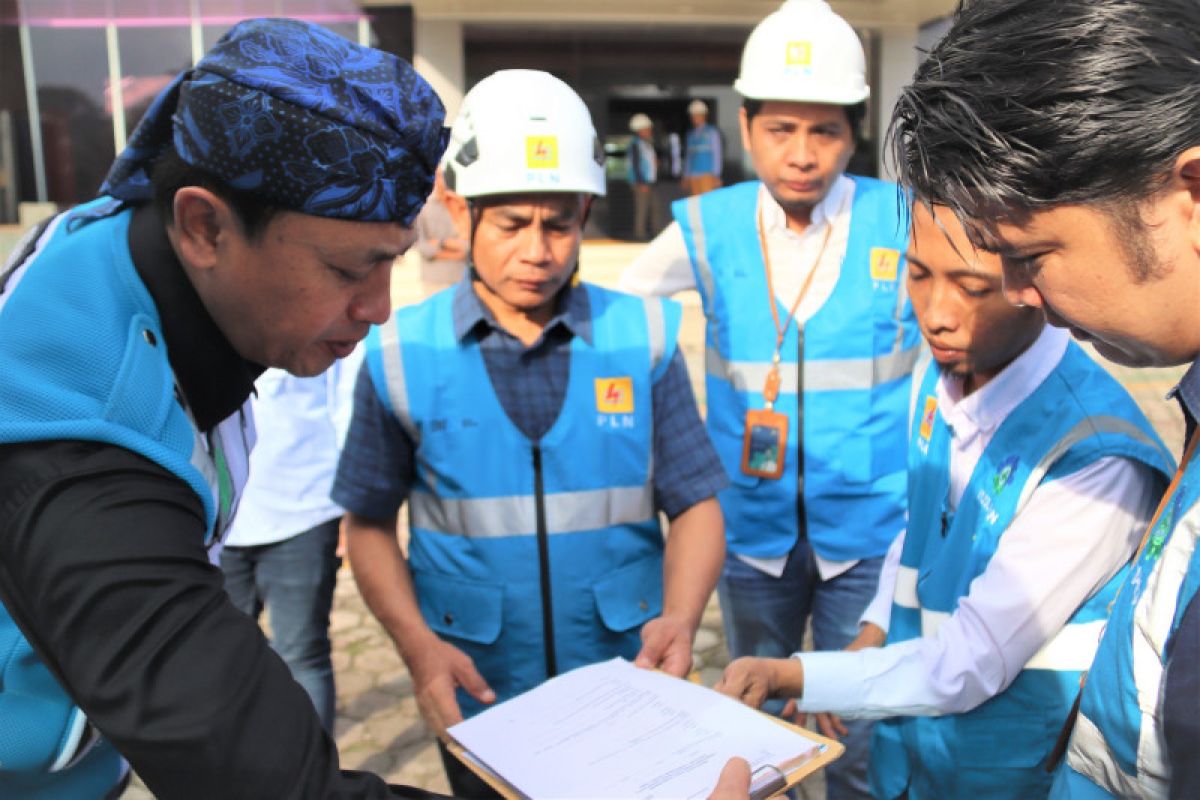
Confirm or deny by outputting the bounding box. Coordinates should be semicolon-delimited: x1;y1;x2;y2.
448;657;820;799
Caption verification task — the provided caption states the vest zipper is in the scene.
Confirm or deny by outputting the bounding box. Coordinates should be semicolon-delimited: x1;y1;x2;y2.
532;443;558;678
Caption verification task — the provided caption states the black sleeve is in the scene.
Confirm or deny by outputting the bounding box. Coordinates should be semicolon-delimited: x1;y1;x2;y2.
1165;589;1200;800
0;440;448;800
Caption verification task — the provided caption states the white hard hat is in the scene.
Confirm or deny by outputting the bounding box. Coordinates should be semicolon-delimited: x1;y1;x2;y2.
629;113;653;132
734;0;869;105
688;99;709;115
442;69;606;198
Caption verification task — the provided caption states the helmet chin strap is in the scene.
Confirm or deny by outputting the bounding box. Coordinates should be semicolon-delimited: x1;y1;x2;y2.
465;194;595;293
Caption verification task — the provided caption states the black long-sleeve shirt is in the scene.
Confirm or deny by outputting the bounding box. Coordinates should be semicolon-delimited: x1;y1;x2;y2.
0;204;446;799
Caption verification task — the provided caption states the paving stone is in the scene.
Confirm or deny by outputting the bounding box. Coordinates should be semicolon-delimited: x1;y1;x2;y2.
354;643;403;675
329;608;363;635
692;626;720;654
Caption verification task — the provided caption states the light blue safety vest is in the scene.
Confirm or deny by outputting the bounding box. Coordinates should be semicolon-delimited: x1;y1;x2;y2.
367;283;680;717
1051;430;1199;798
0;199;245;797
685;125;721;177
870;345;1173;800
674;178;921;561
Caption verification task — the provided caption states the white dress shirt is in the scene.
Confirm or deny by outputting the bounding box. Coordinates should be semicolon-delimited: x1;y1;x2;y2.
619;176;862;580
224;346;362;547
796;326;1160;717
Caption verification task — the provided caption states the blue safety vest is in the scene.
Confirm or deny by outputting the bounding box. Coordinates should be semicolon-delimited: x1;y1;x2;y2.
870;344;1173;800
367;283;680;717
674;178;920;561
1051;428;1199;797
0;200;246;797
685;125;721;177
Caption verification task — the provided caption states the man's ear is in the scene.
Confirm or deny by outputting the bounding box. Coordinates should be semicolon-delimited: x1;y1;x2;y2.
443;188;471;236
738;107;753;153
1176;147;1200;254
170;187;234;272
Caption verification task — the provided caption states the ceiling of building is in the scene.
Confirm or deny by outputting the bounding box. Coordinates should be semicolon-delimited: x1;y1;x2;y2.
368;0;957;30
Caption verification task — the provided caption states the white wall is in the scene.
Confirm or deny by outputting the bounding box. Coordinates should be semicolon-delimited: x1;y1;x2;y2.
874;27;919;182
413;18;465;121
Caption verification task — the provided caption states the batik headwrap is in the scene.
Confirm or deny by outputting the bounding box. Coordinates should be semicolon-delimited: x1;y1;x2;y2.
95;17;448;225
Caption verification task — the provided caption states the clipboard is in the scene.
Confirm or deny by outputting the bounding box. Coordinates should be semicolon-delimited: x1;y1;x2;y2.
445;684;845;800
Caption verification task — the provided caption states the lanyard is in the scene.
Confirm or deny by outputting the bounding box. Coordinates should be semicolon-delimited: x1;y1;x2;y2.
1046;426;1198;772
757;205;832;410
1126;427;1199;570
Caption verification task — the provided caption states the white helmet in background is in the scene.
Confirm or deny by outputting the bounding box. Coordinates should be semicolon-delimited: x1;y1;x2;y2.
687;99;709;116
628;113;653;132
734;0;869;105
442;69;606;198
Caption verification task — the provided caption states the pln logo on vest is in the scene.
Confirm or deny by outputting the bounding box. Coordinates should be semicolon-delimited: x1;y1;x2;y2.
917;395;937;455
595;377;635;430
869;247;901;289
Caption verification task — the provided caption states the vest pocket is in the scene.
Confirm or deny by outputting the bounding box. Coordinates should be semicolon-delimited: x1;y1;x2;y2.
413;570;504;645
593;557;663;632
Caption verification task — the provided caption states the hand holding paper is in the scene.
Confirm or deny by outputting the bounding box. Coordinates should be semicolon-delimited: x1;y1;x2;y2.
635;613;695;677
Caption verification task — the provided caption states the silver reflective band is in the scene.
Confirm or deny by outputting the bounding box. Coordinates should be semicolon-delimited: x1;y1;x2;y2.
919;610;1104;673
411;484;655;538
642;296;666;372
1013;415;1174;517
378;316;419;442
893;565;919;609
685;196;716;304
1068;712;1168;799
706;345;921;393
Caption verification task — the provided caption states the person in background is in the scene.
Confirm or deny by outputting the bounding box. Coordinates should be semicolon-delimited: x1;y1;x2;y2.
620;2;921;796
627;112;661;241
414;169;468;297
0;18;449;798
682;99;723;196
891;0;1200;795
333;69;727;798
717;202;1171;799
220;348;363;732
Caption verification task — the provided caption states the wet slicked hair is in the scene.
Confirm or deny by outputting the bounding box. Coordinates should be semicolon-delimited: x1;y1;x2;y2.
890;0;1200;232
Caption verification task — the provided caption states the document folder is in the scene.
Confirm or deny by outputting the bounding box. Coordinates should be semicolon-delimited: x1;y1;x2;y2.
445;658;844;800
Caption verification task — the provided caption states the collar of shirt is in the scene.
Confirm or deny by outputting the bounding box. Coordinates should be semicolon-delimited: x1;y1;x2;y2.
757;173;853;242
127;203;262;431
1170;355;1200;428
937;325;1069;443
450;273;593;347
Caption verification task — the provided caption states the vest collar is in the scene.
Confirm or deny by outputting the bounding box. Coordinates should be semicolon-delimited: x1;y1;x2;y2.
938;325;1068;438
127;203;261;431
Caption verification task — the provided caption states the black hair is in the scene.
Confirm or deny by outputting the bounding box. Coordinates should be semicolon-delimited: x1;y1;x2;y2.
150;146;280;240
742;98;866;142
890;0;1200;235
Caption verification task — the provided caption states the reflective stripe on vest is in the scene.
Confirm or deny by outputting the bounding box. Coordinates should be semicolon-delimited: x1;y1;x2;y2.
898;562;1107;673
377;293;671;443
1066;494;1200;797
377;315;419;442
1012;415;1173;517
410;484;655;539
705;343;921;394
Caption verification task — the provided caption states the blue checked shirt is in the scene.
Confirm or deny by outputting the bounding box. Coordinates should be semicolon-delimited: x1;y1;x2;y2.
332;277;727;520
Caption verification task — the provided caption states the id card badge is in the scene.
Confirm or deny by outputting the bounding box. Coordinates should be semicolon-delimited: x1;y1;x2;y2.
741;408;788;480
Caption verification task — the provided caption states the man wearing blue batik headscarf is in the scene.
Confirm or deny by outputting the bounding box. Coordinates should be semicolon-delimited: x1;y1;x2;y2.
0;18;449;799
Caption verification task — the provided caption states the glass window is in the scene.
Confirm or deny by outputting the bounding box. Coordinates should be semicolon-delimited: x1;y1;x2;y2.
117;24;192;134
26;25;115;204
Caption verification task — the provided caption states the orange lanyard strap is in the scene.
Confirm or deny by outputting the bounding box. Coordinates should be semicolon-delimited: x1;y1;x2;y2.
1132;428;1199;562
757;205;832;408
